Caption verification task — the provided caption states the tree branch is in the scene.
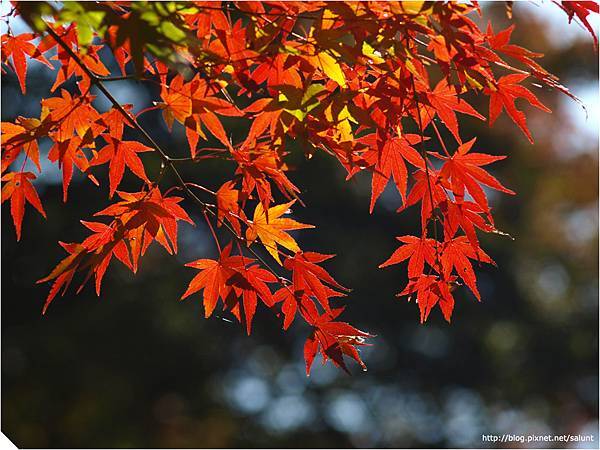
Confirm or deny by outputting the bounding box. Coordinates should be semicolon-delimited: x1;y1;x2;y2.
43;24;287;284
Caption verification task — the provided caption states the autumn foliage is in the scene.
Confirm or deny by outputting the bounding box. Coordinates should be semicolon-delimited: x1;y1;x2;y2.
1;1;597;374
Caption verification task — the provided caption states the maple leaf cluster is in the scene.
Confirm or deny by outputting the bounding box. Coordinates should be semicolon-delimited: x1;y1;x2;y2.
1;1;596;374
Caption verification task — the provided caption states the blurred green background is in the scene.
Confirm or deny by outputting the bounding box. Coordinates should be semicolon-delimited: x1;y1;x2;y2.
2;3;598;448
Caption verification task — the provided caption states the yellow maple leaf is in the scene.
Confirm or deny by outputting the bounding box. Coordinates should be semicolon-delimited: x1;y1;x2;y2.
311;51;346;88
401;1;424;14
246;200;314;264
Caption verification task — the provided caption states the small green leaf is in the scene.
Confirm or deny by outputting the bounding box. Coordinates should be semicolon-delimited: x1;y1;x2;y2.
160;22;186;43
302;84;325;114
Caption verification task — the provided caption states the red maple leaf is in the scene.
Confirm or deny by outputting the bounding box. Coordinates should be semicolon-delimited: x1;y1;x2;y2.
50;44;110;93
486;74;551;143
226;263;278;334
233;144;300;211
158;75;240;155
379;235;438;279
1;171;46;241
440;236;495;300
158;74;192;131
37;242;87;314
42;89;104;143
182;243;249;318
435;138;515;214
304;307;372;375
273;287;302;330
91;137;153;197
0;116;53;173
47;136;99;201
1;33;53;93
95;189;193;271
78;220;133;295
359;133;425;212
559;1;599;49
215;180;243;233
101;105;134;140
398;167;447;229
424;79;485;142
440;199;497;248
399;274;457;323
284;252;348;313
486;24;546;74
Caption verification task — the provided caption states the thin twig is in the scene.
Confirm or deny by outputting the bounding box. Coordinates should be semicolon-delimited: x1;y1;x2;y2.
410;73;444;274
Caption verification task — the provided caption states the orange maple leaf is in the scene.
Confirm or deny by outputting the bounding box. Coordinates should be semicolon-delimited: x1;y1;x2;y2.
246;200;314;264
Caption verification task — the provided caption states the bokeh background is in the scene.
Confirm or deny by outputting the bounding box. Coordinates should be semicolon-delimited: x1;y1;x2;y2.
2;2;598;448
